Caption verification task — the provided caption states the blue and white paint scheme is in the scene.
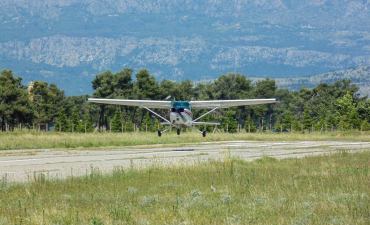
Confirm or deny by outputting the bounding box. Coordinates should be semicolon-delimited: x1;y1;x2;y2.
88;98;277;136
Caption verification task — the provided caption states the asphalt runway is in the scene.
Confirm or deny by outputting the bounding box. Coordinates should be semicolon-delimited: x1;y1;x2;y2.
1;140;369;183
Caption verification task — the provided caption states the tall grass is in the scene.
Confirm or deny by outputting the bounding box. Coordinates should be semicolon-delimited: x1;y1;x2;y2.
0;152;369;224
0;130;369;150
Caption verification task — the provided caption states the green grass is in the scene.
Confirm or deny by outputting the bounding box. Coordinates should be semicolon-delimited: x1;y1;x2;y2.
0;152;369;224
0;130;369;150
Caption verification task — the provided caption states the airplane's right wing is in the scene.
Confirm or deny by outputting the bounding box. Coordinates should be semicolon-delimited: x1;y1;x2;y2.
88;98;171;109
190;99;277;109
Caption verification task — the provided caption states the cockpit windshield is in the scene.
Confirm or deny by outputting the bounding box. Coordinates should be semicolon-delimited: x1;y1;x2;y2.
171;101;191;110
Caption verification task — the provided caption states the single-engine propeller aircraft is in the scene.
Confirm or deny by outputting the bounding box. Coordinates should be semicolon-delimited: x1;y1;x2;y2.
88;98;277;137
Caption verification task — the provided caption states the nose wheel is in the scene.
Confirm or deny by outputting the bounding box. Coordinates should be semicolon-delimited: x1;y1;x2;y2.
157;130;162;137
202;130;207;137
176;128;181;135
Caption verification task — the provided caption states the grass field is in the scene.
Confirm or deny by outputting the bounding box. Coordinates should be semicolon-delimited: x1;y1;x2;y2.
0;130;369;150
0;152;369;224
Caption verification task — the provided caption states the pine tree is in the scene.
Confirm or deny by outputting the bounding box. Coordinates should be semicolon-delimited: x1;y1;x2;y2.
360;120;370;131
55;111;68;132
0;70;32;131
222;110;237;133
111;110;122;132
302;109;312;132
245;115;256;132
82;112;94;133
274;116;283;132
69;110;80;132
336;92;360;130
280;111;293;132
76;119;86;133
154;118;161;131
143;112;152;132
30;81;64;130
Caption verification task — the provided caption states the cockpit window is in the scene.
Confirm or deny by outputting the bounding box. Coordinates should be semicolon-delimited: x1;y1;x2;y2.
171;101;190;110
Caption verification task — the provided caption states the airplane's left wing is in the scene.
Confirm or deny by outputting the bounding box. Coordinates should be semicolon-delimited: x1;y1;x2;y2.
190;99;277;109
88;98;171;109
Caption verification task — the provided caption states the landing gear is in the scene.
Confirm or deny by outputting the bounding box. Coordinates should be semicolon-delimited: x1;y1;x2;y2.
157;130;162;137
202;130;207;137
176;128;181;135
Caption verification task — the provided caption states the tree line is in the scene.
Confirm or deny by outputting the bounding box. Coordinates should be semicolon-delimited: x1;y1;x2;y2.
0;68;369;133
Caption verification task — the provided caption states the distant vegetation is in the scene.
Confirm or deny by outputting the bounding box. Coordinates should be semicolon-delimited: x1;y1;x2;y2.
0;68;369;133
0;152;368;224
264;66;370;97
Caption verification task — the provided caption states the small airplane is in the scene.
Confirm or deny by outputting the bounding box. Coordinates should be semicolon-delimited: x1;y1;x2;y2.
88;98;277;137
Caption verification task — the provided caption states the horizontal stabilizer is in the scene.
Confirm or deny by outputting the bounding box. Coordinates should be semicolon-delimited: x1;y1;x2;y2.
192;121;220;126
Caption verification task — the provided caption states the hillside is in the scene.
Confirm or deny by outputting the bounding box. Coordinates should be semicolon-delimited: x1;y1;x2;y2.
0;0;370;95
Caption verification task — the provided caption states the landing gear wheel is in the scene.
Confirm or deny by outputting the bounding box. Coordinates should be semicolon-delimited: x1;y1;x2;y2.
176;128;181;135
157;130;162;137
202;130;207;137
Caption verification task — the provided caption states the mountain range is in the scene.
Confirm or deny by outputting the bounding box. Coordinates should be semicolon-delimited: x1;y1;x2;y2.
0;0;369;95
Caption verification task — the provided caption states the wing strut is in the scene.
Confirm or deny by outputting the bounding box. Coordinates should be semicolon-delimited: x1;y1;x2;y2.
192;107;219;123
143;107;171;124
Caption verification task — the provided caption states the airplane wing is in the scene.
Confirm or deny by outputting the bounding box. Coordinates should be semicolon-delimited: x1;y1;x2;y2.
88;98;171;109
190;99;277;109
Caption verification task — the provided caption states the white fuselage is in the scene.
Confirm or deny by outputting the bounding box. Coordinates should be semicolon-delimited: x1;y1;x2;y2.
169;108;193;127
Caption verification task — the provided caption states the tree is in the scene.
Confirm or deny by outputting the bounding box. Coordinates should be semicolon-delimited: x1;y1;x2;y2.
153;118;161;131
68;110;80;132
111;109;123;133
158;80;177;100
302;108;313;132
2;67;369;134
357;99;370;125
29;81;64;130
245;115;257;132
92;71;115;130
281;111;294;132
254;79;276;98
253;79;277;131
133;69;159;127
360;120;370;131
55;111;68;132
62;95;96;132
133;69;159;100
336;92;360;130
213;73;252;100
113;68;133;98
79;112;94;133
0;70;32;131
143;112;156;132
222;110;238;133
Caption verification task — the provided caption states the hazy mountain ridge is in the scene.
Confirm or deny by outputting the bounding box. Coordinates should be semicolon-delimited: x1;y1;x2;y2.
2;0;369;26
0;0;369;94
2;35;366;72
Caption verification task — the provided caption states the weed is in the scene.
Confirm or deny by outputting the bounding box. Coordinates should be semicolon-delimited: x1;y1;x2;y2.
0;152;368;224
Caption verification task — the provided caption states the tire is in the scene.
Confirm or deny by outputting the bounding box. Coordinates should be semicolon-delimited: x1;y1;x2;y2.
202;130;207;137
157;130;162;137
177;128;181;135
